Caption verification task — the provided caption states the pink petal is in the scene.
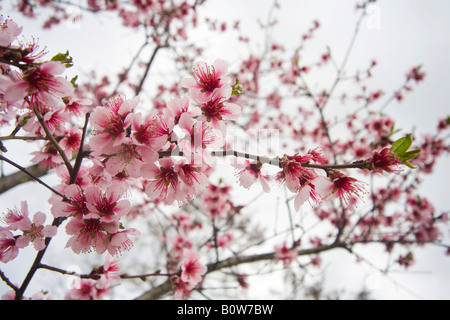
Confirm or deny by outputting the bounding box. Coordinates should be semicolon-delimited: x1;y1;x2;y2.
259;175;271;193
114;200;130;217
33;238;46;251
41;61;65;75
33;211;46;225
95;234;108;254
20;201;29;218
313;176;333;198
181;77;198;89
85;186;102;205
239;170;256;189
140;163;160;179
102;220;120;234
294;186;311;211
15;235;30;249
43;225;58;237
212;59;228;77
119;96;139;116
222;103;241;120
178;112;194;133
54;77;75;97
4;82;28;102
65;217;85;235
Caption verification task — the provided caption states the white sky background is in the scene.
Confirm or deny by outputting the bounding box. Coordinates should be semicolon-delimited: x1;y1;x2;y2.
0;0;449;299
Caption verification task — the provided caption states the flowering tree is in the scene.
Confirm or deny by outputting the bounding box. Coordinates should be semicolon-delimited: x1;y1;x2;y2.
0;0;449;300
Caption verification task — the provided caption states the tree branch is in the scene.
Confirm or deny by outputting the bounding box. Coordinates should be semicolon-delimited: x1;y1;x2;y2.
135;242;346;300
0;154;67;200
32;106;73;174
0;162;49;195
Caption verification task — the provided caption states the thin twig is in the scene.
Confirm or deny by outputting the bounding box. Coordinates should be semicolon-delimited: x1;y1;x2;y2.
0;154;68;201
69;112;90;184
32;106;73;174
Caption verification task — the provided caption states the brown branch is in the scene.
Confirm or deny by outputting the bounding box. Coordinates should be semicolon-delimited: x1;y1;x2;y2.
15;216;65;300
0;162;49;195
39;263;172;280
134;45;164;96
0;269;18;292
0;154;68;200
32;106;73;174
135;242;346;300
69;112;90;184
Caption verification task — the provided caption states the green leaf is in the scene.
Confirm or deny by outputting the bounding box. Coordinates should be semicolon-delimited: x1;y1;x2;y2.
231;78;243;96
401;149;422;161
390;134;412;156
70;75;78;88
445;116;450;126
390;134;421;169
50;50;73;68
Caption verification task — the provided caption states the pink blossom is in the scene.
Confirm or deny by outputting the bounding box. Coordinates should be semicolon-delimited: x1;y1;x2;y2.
237;274;249;289
180;249;207;287
99;138;159;179
5;61;74;105
88;159;132;196
1;201;29;230
370;147;402;173
163;93;200;124
178;113;223;164
2;202;56;251
191;86;241;134
366;115;393;138
141;157;183;203
130;111;169;149
64;278;110;300
294;176;333;211
63;95;92;116
279;153;315;193
0;229;27;263
171;234;194;258
84;185;130;223
328;171;367;208
174;158;209;200
200;183;234;219
274;242;298;267
96;254;121;288
182;59;230;100
310;255;322;267
414;225;440;245
107;228;140;256
41;107;71;136
89;94;137;151
396;252;414;268
233;160;271;193
65;216;119;254
406;66;425;83
1;290;17;300
50;184;89;218
171;275;193;300
59;126;82;153
0;18;23;46
29;141;64;169
207;233;233;249
171;210;196;231
17;211;57;251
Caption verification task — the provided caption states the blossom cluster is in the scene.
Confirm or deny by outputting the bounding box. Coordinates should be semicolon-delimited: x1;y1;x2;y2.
64;254;121;300
0;201;57;263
